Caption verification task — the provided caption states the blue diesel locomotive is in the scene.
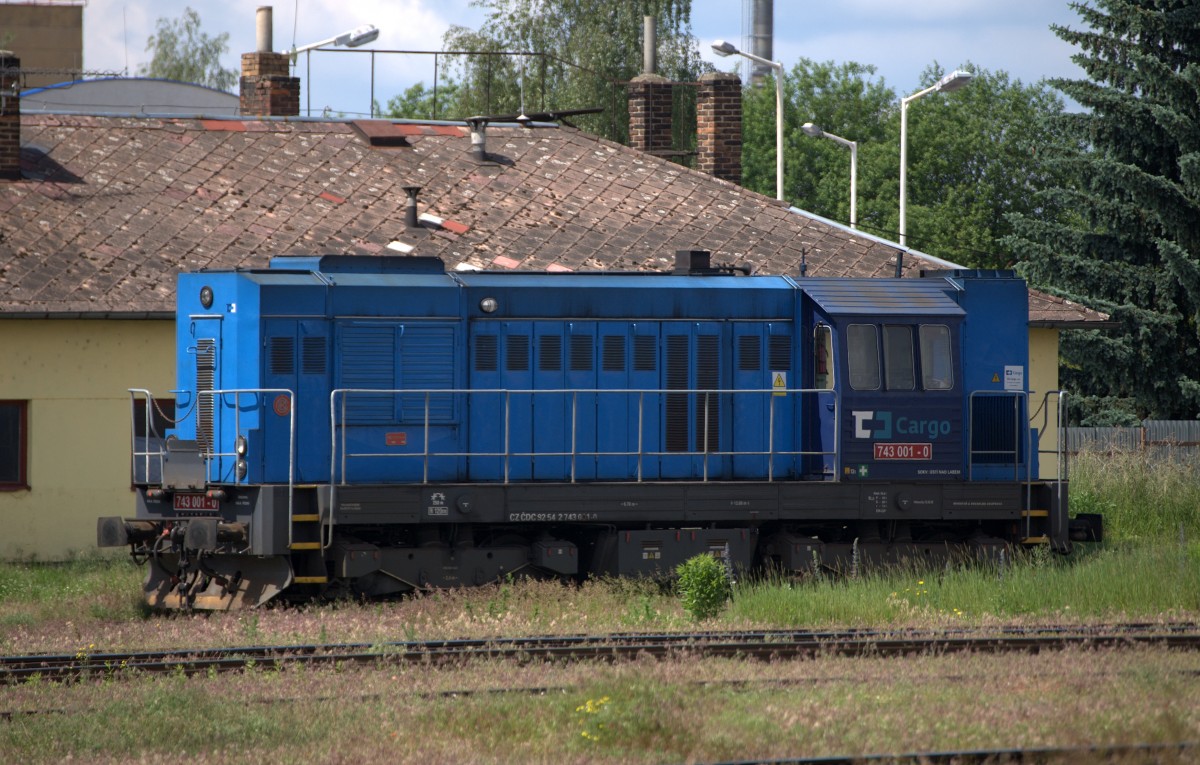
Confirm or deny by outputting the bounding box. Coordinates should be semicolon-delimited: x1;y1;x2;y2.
99;251;1081;609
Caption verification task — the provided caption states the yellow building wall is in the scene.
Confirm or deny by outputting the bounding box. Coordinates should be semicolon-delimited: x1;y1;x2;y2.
1028;327;1062;479
0;319;173;560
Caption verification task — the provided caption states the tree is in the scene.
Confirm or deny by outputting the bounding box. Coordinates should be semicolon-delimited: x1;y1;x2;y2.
1005;0;1200;423
740;61;1070;269
437;0;702;144
378;80;463;120
138;7;237;92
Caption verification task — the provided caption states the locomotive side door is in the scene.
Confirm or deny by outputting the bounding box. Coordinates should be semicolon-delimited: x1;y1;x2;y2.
660;321;727;479
731;322;795;479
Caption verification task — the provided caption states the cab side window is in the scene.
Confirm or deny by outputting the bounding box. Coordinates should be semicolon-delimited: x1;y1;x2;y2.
883;325;915;391
920;324;954;390
847;324;880;390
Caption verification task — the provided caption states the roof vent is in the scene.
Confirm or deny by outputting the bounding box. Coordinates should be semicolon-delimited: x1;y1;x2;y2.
674;250;711;274
403;185;421;228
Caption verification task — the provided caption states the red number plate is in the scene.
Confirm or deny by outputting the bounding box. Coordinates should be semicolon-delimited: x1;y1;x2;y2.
173;493;220;512
873;442;932;460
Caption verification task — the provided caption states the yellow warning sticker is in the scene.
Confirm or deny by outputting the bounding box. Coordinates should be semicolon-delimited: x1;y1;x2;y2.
772;371;787;397
991;373;1000;383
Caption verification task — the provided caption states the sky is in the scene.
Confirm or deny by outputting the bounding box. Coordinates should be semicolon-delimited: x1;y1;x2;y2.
80;0;1089;118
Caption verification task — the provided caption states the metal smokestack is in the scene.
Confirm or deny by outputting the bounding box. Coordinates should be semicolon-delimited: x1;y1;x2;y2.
751;0;773;85
255;6;273;53
403;186;421;228
643;16;656;75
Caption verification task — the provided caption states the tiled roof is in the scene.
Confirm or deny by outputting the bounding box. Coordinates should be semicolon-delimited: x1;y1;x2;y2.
0;114;1107;326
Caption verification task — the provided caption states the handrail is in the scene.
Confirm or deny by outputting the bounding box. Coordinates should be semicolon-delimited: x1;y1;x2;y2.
329;386;838;487
128;389;162;487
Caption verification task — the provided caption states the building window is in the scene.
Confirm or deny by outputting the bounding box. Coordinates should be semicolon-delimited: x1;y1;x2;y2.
0;401;28;490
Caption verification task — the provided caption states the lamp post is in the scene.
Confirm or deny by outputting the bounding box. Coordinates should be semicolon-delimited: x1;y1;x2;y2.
712;39;784;202
802;122;857;229
899;69;972;247
290;24;381;116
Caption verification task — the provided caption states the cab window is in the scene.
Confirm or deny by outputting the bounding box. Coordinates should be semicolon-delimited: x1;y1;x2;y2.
847;324;879;390
883;325;915;391
814;324;834;390
920;324;954;390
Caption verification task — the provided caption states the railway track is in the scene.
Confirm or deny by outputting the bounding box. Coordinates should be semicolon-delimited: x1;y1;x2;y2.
3;622;1198;685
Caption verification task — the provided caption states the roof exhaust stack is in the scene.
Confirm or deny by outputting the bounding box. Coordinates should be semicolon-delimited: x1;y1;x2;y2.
674;250;711;274
403;185;421;228
256;6;272;52
466;117;487;162
642;16;656;75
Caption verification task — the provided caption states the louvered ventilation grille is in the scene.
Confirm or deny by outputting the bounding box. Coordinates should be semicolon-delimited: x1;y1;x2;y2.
302;336;326;375
475;335;498;372
666;336;688;452
538;335;562;372
507;336;530;372
634;336;656;372
696;335;719;452
196;338;215;452
738;335;761;371
570;335;594;372
269;337;294;376
341;327;395;423
971;395;1022;464
769;336;792;370
602;336;626;372
400;326;455;423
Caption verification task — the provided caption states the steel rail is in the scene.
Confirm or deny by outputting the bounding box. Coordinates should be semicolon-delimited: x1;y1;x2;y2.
3;623;1199;685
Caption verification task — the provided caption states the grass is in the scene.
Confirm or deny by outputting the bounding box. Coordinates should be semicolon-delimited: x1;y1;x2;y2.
3;649;1198;763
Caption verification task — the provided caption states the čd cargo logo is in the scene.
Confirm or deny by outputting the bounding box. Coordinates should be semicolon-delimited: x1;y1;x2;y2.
852;410;951;440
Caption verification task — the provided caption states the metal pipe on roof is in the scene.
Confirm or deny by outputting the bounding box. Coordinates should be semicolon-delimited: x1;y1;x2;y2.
643;16;656;75
403;186;421;228
256;6;272;54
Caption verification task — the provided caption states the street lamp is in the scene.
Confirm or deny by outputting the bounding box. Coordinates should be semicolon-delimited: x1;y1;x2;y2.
802;122;857;229
899;69;972;247
712;39;784;202
290;24;380;57
290;24;381;117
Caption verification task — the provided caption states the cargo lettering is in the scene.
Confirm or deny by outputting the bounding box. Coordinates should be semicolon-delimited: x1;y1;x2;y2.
853;410;952;441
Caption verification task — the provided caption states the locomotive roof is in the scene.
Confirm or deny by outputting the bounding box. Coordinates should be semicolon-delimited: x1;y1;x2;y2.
801;278;965;316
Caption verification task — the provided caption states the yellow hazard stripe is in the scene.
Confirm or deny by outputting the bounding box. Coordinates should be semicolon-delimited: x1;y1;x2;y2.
293;576;328;584
290;542;322;550
292;514;321;522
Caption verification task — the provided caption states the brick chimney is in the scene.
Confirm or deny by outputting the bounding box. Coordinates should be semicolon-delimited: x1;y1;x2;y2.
628;73;673;155
697;71;742;185
239;7;300;117
0;51;20;181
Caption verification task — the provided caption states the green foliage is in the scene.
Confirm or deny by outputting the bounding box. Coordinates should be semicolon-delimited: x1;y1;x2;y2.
1005;0;1200;421
377;80;463;120
436;0;702;144
138;7;237;92
740;59;1069;268
675;553;731;621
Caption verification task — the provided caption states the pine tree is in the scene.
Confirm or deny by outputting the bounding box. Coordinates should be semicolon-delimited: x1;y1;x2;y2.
1005;0;1200;424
